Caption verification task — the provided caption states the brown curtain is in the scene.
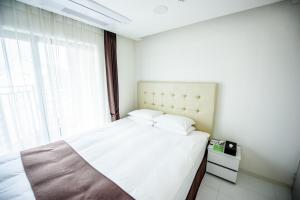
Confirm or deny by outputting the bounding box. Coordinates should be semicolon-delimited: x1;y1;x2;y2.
104;31;120;121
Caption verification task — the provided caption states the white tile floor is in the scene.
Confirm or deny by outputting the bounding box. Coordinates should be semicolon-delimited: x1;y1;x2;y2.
196;172;292;200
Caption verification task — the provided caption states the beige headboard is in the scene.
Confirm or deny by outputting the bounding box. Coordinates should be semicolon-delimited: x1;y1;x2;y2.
138;81;217;134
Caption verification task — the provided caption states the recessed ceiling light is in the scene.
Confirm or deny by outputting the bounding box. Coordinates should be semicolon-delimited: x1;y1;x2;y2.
154;5;168;15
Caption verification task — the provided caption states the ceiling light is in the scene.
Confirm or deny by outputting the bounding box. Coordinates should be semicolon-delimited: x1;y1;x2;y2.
154;5;168;15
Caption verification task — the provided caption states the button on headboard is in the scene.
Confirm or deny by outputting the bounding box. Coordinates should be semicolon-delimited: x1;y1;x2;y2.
138;81;217;134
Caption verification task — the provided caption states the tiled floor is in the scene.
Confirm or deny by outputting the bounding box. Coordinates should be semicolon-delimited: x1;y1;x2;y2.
196;172;292;200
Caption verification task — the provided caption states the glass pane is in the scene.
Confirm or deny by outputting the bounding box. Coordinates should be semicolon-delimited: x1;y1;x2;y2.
38;40;105;138
0;38;45;154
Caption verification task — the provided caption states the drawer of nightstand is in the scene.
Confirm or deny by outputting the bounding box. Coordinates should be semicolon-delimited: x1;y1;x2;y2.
206;162;238;183
208;150;240;171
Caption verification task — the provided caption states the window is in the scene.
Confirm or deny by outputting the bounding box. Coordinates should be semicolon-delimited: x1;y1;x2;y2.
0;1;108;154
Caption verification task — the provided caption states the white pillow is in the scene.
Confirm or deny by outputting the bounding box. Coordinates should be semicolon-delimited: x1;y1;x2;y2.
155;123;196;135
128;109;163;121
128;116;153;126
154;114;195;131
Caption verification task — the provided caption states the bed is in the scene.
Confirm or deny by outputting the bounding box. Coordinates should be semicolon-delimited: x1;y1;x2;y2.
0;81;217;200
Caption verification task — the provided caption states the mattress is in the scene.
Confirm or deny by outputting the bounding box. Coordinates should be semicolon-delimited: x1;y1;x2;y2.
0;118;209;200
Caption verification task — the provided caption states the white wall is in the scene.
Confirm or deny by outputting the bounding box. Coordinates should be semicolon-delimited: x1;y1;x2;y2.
136;1;300;186
117;36;136;117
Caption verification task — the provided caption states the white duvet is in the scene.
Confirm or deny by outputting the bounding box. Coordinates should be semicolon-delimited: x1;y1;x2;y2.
0;118;209;200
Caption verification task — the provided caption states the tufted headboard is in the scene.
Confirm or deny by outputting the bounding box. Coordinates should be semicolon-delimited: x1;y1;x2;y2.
138;81;217;134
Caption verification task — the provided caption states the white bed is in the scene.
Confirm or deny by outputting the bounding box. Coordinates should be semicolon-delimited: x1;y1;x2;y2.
0;117;209;200
0;81;217;200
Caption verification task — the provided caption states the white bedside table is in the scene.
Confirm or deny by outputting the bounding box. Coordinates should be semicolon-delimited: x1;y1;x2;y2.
206;141;241;183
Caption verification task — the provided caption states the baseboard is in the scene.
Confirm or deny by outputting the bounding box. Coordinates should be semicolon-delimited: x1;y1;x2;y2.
240;169;291;188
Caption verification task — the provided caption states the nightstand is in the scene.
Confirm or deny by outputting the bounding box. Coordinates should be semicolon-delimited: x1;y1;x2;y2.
206;141;241;183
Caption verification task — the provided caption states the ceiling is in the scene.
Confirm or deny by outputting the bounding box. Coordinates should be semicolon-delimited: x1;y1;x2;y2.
95;0;283;40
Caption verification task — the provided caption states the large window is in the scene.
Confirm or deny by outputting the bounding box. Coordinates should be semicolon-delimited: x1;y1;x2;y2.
0;0;108;154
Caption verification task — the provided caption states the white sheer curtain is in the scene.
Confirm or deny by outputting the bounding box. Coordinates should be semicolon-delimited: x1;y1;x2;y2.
0;0;109;154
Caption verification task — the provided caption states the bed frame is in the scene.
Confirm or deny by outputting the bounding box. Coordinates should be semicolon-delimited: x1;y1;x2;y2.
186;147;208;200
138;81;217;199
138;81;217;133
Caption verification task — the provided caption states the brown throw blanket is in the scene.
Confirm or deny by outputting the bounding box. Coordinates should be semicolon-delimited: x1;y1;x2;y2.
21;140;134;200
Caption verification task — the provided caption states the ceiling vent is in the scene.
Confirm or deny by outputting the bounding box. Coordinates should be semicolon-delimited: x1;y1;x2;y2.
17;0;131;28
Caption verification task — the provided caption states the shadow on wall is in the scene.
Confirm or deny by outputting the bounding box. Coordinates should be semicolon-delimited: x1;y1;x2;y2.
210;83;297;187
211;82;223;136
240;147;294;186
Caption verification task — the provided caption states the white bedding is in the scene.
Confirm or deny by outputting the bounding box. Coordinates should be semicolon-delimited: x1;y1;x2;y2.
0;118;209;200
